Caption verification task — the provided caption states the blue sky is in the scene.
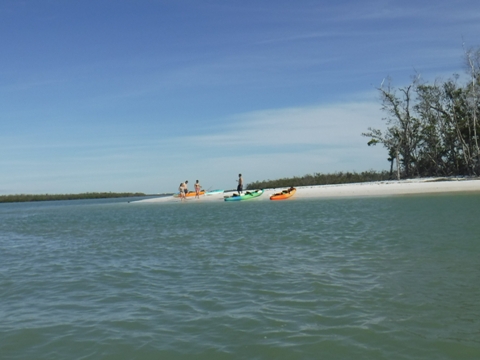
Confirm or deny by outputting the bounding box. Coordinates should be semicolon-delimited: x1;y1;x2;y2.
1;0;479;194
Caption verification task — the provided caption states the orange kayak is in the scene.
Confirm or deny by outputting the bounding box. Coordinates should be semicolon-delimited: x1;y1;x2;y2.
174;190;205;198
270;187;296;200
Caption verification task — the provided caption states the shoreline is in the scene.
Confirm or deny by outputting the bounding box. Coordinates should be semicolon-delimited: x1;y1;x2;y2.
134;178;480;203
0;192;149;204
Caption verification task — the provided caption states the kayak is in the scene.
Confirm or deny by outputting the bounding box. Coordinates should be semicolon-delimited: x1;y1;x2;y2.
270;187;296;201
224;189;264;201
174;190;205;198
205;189;224;195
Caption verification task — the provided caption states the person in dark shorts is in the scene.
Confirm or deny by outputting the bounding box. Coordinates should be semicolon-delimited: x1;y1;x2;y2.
179;182;186;201
236;174;243;194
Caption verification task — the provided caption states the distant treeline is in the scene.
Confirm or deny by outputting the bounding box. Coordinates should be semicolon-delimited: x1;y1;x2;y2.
0;192;146;203
246;170;392;189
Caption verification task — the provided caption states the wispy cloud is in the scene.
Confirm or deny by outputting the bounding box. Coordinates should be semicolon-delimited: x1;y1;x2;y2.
184;101;384;149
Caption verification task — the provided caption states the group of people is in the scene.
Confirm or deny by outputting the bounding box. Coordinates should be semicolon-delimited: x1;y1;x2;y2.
178;180;202;201
178;174;244;201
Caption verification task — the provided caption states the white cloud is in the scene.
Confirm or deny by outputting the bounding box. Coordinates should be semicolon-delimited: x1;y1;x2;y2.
184;101;385;149
146;101;390;191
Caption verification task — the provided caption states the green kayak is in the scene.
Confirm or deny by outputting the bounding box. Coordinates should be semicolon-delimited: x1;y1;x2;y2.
224;189;264;201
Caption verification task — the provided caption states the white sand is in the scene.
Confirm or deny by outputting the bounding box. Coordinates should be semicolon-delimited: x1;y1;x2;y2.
133;178;480;203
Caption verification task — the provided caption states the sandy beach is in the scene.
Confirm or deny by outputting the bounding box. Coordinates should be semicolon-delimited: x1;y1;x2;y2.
135;178;480;203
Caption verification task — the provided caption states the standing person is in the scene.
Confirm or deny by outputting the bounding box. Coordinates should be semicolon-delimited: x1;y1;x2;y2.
184;180;189;197
236;174;243;194
178;182;186;201
194;180;202;199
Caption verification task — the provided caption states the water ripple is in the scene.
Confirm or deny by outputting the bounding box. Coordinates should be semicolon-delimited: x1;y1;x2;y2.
1;196;480;358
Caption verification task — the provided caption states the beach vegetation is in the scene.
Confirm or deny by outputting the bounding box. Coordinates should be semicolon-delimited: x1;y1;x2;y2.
0;192;147;203
246;170;391;189
364;45;480;179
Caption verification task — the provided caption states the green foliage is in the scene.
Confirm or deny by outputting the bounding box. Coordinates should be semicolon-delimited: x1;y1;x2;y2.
363;45;480;178
246;170;391;189
0;192;146;203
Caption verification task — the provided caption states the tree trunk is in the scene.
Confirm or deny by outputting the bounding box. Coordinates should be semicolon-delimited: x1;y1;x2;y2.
396;148;401;180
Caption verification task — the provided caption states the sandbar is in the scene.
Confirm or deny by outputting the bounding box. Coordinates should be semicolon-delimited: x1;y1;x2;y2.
134;178;480;203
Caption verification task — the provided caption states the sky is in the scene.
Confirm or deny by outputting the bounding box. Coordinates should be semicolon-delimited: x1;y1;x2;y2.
1;0;480;194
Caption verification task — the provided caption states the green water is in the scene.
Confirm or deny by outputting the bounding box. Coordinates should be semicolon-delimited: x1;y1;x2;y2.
1;194;479;359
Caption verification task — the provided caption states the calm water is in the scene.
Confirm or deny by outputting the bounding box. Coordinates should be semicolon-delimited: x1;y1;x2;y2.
1;194;479;359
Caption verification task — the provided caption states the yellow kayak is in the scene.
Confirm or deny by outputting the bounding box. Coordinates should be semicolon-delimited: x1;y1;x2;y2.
174;190;205;198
